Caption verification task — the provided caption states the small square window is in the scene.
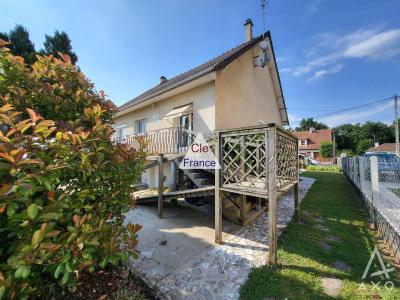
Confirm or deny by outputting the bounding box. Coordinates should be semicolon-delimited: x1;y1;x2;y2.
151;112;159;122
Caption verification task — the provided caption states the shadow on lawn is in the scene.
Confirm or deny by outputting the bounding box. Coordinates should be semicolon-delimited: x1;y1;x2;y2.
241;266;336;300
240;172;400;300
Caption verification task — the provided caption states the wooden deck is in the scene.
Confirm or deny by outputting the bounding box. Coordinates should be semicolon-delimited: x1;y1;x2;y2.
134;186;215;203
120;124;299;267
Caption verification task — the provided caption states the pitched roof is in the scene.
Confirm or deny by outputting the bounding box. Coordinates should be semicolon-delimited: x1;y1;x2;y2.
293;129;333;150
118;32;288;124
367;143;396;153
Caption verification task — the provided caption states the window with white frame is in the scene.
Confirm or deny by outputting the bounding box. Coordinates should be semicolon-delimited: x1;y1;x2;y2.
300;139;307;146
116;124;126;141
135;119;146;135
151;112;159;122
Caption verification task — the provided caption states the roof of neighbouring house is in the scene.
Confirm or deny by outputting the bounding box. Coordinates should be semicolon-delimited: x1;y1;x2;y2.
118;31;288;124
366;143;396;153
293;129;333;150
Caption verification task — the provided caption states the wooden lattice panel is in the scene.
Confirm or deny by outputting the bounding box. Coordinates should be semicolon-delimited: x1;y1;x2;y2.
276;130;298;189
221;129;268;194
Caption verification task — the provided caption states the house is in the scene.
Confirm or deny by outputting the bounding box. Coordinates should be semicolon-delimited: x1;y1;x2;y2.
294;128;333;161
366;143;396;154
113;19;288;189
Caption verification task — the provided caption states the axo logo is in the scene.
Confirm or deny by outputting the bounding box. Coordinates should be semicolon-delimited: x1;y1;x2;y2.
179;133;220;170
358;246;395;292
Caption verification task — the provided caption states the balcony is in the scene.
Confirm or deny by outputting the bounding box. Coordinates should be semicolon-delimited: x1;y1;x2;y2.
114;126;196;155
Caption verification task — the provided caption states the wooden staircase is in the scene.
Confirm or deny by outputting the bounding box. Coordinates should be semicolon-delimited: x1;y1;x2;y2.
172;158;265;225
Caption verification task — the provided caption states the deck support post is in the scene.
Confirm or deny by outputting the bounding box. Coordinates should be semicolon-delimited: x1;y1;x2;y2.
158;154;164;218
240;195;246;223
215;132;223;244
267;125;277;266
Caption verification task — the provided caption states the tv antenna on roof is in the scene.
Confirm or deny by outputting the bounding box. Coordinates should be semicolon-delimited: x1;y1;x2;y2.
261;0;269;31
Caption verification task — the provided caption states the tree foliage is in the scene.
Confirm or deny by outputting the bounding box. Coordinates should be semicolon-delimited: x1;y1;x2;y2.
0;40;146;298
42;30;78;64
320;141;333;158
1;25;78;66
356;138;374;155
0;39;113;124
295;118;328;131
334;122;395;155
1;25;36;65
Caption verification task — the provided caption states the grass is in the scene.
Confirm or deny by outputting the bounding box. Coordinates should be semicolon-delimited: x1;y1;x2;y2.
306;165;342;172
240;172;400;300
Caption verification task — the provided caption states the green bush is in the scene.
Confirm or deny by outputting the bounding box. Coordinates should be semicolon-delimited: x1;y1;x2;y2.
0;40;146;299
0;39;115;124
306;165;342;172
319;141;333;158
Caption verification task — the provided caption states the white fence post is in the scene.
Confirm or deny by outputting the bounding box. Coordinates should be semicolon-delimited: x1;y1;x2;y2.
370;156;379;230
359;157;365;196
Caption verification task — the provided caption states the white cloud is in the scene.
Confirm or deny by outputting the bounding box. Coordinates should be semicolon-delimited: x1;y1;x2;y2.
309;63;344;80
344;29;400;59
288;113;302;124
319;101;393;127
284;27;400;80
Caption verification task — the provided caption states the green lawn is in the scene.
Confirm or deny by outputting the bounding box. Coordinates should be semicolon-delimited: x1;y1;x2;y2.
240;171;400;300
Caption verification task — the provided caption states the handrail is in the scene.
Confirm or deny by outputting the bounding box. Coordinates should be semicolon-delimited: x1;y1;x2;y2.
113;126;197;155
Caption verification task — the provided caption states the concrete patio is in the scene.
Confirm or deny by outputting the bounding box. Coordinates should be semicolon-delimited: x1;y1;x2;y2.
124;176;315;300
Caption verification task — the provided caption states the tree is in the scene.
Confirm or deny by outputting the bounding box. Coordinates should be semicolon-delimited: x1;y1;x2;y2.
43;30;78;64
320;141;333;158
334;122;395;154
361;121;395;145
296;118;329;131
356;138;374;155
8;25;36;64
0;32;8;42
334;123;363;153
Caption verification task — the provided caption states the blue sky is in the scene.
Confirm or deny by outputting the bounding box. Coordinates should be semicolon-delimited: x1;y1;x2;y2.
1;0;400;127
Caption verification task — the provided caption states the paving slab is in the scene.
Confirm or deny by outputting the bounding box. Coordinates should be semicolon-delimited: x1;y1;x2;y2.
126;177;315;299
321;277;343;297
332;260;351;273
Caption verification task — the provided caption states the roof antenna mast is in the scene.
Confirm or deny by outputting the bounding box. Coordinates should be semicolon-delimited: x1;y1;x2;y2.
261;0;269;31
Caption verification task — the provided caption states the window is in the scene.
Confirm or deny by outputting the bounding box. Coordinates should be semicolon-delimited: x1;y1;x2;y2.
300;139;307;146
116;124;126;140
135;119;146;135
151;112;159;122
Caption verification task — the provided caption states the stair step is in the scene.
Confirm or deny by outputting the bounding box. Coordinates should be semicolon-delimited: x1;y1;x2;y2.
191;173;205;179
194;178;209;187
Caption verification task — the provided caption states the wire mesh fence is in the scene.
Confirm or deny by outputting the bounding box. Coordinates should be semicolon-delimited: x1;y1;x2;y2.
342;156;400;262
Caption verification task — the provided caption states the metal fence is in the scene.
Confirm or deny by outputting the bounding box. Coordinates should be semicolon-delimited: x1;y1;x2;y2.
342;156;400;261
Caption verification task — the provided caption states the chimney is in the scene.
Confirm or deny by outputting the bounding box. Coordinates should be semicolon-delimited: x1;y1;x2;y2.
160;76;167;84
374;142;379;148
244;19;253;42
309;127;315;133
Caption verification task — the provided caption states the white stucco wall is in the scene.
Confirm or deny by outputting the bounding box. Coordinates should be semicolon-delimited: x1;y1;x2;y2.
215;36;283;129
114;81;216;188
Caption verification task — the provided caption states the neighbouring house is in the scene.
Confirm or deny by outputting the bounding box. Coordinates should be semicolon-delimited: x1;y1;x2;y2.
114;19;289;190
294;128;333;162
366;143;396;154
